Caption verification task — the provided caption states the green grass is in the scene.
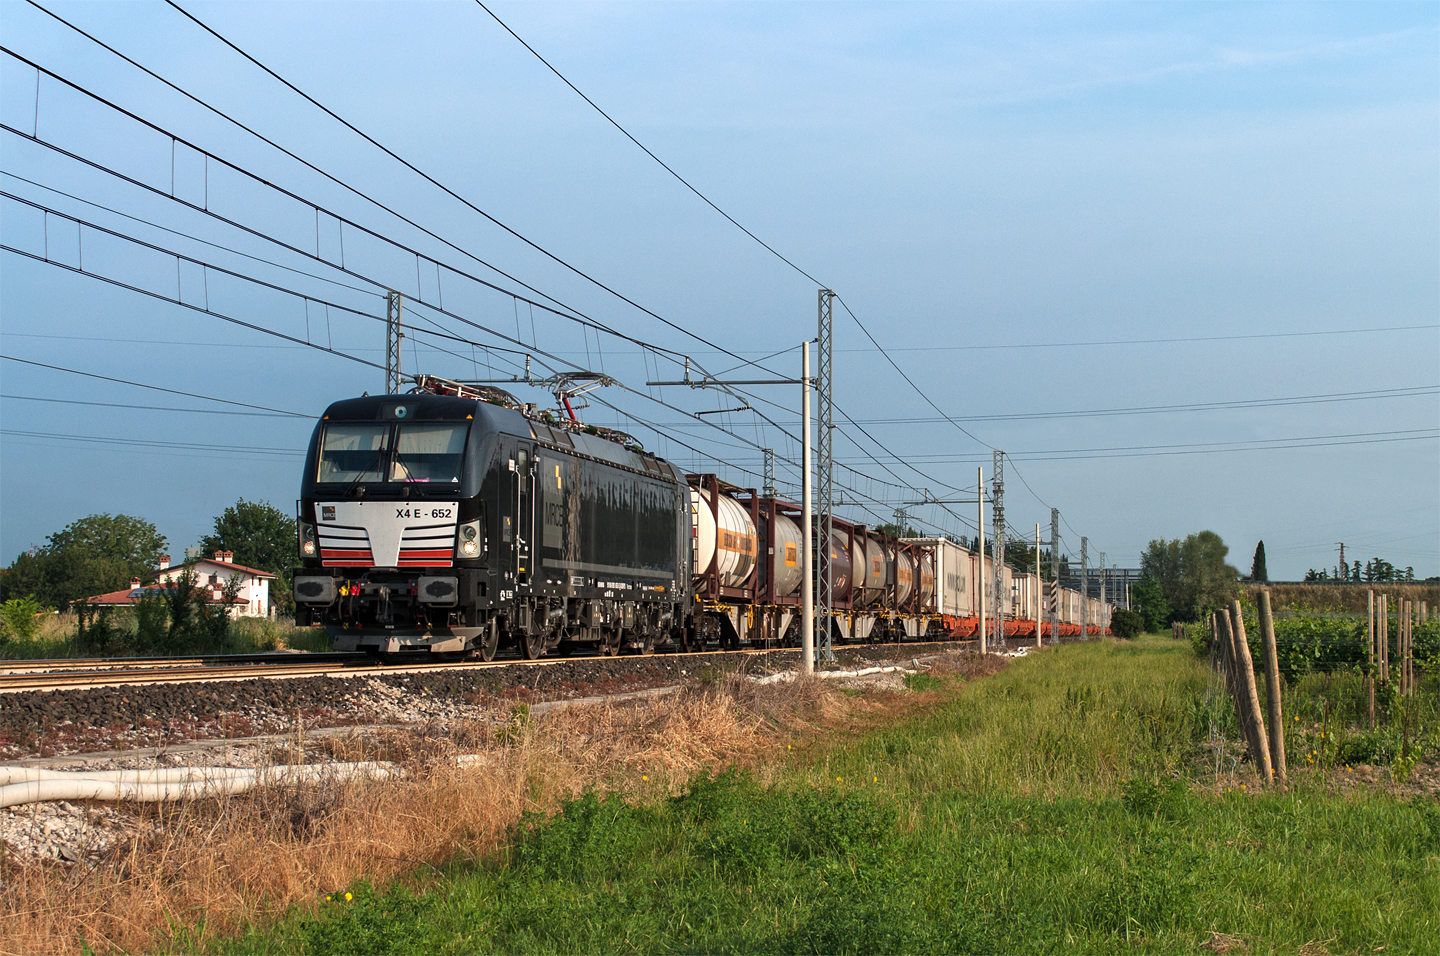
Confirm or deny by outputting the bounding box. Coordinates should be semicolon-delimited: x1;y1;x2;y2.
203;638;1440;955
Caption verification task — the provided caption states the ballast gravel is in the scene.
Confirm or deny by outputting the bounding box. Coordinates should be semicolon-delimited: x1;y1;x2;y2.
0;642;979;762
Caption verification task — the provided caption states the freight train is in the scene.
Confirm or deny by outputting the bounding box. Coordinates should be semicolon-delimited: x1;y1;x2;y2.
291;381;1112;659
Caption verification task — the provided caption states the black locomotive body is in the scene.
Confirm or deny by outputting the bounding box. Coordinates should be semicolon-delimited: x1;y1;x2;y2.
292;393;689;659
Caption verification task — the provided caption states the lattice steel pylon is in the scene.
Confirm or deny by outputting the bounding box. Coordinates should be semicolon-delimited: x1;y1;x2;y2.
991;449;1006;649
817;289;836;662
385;291;403;394
1080;536;1089;640
763;448;776;498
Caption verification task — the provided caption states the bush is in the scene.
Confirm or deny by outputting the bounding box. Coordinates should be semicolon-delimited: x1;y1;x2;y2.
1111;608;1144;639
0;596;45;643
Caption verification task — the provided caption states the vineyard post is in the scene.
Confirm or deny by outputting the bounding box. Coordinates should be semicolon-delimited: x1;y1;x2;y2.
1404;600;1413;696
1380;594;1389;684
1258;590;1287;785
1367;589;1375;729
1230;601;1274;785
1399;600;1407;696
1216;610;1249;750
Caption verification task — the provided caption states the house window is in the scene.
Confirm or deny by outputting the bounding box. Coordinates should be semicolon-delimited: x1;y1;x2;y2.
209;574;218;585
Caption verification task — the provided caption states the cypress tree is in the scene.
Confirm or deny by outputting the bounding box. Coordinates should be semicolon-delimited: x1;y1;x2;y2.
1250;540;1268;582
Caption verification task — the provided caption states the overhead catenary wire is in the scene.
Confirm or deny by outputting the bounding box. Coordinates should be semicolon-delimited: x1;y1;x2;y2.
473;0;825;288
3;37;987;528
0;394;309;418
836;296;991;450
0;170;382;299
0;355;310;416
158;1;802;387
1;44;813;458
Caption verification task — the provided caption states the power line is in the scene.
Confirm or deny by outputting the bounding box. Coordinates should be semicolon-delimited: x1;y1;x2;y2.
0;428;303;457
832;385;1440;424
474;0;824;288
0;170;383;299
836;296;991;449
3;39;807;456
0;394;309;418
829;323;1440;352
5;26;975;534
1;27;698;371
161;1;796;386
0;355;310;416
855;428;1439;463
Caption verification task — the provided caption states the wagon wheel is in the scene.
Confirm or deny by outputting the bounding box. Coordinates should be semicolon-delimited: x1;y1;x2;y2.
601;628;623;656
478;621;500;662
520;626;546;660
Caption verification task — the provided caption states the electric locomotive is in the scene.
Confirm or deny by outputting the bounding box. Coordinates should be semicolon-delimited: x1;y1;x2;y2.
291;384;689;660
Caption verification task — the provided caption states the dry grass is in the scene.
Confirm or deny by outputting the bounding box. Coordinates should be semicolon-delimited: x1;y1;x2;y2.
1244;582;1438;613
0;673;854;955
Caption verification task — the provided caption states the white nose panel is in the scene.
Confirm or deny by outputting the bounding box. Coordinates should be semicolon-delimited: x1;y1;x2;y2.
317;500;458;568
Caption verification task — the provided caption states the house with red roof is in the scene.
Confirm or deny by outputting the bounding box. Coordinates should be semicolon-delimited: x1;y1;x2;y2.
85;551;277;618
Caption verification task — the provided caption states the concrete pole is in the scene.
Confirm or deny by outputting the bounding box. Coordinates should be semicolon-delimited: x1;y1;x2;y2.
1035;523;1043;648
977;465;986;655
800;342;813;675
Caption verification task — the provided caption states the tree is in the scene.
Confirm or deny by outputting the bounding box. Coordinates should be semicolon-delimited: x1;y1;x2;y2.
199;499;296;613
873;523;919;539
1110;608;1144;639
1249;541;1268;582
1140;531;1238;622
1129;576;1172;632
1;514;168;609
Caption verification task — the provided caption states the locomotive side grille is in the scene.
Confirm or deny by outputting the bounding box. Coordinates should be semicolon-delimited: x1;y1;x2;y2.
318;525;372;567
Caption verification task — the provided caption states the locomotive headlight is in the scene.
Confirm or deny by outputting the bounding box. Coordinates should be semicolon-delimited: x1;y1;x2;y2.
299;521;318;557
456;520;481;558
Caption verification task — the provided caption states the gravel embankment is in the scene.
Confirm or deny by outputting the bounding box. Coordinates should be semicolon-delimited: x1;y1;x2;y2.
0;641;983;760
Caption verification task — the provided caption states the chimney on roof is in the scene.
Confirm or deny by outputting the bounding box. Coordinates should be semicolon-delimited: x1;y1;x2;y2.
129;577;141;590
158;554;170;570
223;550;234;563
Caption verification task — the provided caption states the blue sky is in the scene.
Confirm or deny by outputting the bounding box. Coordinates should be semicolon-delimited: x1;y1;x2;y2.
2;1;1436;579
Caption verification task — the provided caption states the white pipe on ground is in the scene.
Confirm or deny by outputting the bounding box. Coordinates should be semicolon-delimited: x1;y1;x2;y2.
0;761;399;808
755;665;918;685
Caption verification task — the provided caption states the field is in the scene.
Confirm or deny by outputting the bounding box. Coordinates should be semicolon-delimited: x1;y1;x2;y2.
1241;582;1438;614
177;636;1438;956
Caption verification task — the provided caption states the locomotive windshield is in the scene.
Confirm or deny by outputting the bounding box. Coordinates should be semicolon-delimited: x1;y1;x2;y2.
315;420;470;484
317;423;389;483
391;423;467;483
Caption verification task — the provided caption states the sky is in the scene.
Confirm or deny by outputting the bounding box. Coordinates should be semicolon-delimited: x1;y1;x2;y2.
1;0;1436;581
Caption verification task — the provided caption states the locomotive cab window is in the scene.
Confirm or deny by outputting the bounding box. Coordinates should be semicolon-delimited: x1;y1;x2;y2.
391;423;469;483
317;423;389;483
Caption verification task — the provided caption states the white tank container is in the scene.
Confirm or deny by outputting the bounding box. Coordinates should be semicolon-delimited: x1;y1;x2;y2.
893;550;915;606
855;537;886;607
691;486;757;588
768;512;803;597
827;530;854;602
918;553;935;607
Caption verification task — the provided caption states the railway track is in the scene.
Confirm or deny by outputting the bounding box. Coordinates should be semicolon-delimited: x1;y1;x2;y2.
0;645;787;694
0;652;366;676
